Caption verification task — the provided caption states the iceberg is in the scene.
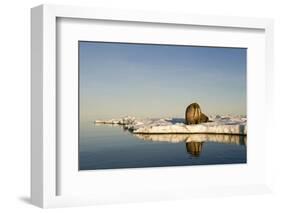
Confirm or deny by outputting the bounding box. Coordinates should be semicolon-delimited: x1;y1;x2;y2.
95;115;247;135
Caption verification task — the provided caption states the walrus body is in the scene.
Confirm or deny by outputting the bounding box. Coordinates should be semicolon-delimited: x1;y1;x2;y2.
185;103;209;125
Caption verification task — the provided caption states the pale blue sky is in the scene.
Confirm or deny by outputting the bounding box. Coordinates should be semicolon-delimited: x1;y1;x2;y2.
79;41;246;121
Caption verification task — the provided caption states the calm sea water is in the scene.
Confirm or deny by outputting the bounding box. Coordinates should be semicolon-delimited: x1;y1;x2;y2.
79;122;247;170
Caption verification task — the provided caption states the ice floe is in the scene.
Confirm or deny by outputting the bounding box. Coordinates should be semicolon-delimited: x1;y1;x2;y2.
95;115;247;135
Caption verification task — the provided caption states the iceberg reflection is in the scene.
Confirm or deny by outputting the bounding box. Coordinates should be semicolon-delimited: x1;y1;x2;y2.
134;133;246;145
134;134;246;157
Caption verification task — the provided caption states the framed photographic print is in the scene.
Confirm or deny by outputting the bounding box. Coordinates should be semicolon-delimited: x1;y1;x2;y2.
78;41;248;171
31;4;274;208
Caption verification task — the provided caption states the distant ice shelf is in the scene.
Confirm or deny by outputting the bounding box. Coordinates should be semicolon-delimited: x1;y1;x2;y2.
95;115;247;135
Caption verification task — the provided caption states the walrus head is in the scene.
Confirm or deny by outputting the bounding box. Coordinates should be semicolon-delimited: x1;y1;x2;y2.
185;103;209;125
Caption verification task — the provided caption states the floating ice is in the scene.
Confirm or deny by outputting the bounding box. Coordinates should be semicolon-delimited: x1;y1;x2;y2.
95;115;247;135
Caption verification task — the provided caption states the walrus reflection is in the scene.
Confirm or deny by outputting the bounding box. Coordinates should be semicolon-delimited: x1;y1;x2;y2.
185;142;204;157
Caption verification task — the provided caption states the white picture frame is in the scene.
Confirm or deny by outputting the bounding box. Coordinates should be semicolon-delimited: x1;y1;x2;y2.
31;4;274;208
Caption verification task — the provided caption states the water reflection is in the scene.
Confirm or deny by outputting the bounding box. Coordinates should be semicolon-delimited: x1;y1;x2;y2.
134;133;246;145
134;133;246;157
80;124;247;169
185;142;204;157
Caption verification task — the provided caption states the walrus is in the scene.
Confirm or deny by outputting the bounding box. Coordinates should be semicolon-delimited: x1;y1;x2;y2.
185;103;209;125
